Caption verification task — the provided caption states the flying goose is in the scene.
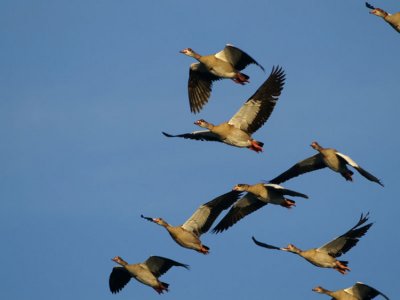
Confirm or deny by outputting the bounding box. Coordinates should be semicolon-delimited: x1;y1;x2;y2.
109;255;189;294
141;190;241;254
269;141;384;186
163;66;285;153
366;2;400;33
251;213;373;274
212;183;308;233
180;44;265;113
313;282;389;299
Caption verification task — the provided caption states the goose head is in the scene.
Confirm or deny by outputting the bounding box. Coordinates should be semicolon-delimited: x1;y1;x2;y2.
112;256;128;266
312;286;331;295
180;48;198;58
194;119;213;129
370;8;388;17
232;184;250;192
282;244;302;254
310;141;323;151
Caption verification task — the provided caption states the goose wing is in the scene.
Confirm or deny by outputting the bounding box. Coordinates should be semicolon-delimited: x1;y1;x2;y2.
269;154;326;184
335;152;383;186
264;183;309;198
181;191;242;236
252;236;283;250
215;44;264;71
144;256;189;278
212;193;266;233
318;213;373;257
162;130;221;142
228;66;285;134
109;267;131;294
348;282;389;300
188;63;221;114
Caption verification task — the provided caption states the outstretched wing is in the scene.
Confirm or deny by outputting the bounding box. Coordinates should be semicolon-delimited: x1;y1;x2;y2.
252;236;283;250
269;154;326;184
215;44;265;71
145;256;189;278
229;66;285;134
365;2;375;10
349;282;389;300
318;213;373;257
212;193;266;233
162;130;221;142
188;63;221;114
335;152;384;186
182;190;242;236
109;267;131;294
264;184;309;198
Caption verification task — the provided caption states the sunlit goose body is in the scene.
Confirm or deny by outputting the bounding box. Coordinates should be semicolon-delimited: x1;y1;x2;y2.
313;282;389;299
141;190;241;254
212;183;308;233
109;256;189;294
163;66;285;153
270;141;383;186
366;2;400;33
252;213;372;274
180;44;264;113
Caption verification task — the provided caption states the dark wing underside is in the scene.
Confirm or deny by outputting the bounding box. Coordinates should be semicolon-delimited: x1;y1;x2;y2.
109;267;131;294
269;154;326;184
222;44;265;71
145;256;189;278
188;63;221;114
162;130;221;142
351;282;389;300
252;236;282;250
318;213;373;257
212;193;266;233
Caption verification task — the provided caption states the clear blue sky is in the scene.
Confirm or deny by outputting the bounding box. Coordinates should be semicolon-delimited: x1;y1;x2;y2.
1;0;399;299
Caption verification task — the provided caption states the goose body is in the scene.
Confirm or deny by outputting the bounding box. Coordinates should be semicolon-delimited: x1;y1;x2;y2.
270;141;383;186
366;2;400;33
109;256;189;294
180;44;264;113
163;66;285;153
212;183;308;233
141;190;241;254
251;213;373;274
313;282;389;299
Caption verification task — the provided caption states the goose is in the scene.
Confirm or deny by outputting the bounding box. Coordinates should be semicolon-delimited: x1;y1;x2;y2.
269;141;383;186
109;255;189;294
212;183;308;233
366;2;400;33
141;190;241;254
251;213;372;274
180;44;265;113
313;282;389;299
163;66;285;153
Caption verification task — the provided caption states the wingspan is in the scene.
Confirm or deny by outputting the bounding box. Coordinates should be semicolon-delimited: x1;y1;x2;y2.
216;44;265;72
269;154;326;184
188;63;221;114
212;193;266;233
145;256;189;278
162;130;221;142
229;66;285;134
318;213;373;257
181;190;242;236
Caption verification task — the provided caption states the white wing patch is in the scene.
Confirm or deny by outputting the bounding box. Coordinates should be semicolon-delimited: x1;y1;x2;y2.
335;152;359;168
264;183;285;190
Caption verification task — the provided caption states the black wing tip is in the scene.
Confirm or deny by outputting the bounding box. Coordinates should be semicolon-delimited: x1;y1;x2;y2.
162;131;175;138
365;2;375;9
141;214;154;222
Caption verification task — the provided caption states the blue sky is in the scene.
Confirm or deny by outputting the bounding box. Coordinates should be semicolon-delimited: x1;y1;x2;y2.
1;0;399;299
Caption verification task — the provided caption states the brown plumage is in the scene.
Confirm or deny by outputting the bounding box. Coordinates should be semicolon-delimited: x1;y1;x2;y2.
366;2;400;33
163;66;285;153
251;213;372;274
313;282;389;299
141;190;241;254
212;183;308;233
109;256;189;294
180;44;264;113
270;141;383;186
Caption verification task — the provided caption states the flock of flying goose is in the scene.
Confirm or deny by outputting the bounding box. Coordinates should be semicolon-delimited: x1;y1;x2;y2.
109;3;398;299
